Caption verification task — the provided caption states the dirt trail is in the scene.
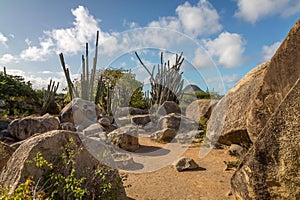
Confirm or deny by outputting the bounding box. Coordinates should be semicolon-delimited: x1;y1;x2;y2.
121;138;237;200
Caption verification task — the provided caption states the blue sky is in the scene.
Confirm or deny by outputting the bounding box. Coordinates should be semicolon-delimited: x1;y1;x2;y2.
0;0;299;94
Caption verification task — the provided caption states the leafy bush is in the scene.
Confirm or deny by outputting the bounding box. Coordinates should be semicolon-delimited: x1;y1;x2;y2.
0;72;42;116
0;138;125;200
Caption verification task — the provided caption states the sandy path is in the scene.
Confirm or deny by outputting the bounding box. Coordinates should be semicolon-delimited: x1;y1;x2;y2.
121;138;237;200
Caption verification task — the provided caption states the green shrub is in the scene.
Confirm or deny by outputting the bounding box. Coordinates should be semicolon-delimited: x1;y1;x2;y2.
0;138;125;200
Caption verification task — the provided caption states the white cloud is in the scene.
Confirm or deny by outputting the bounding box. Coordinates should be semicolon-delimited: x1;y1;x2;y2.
235;0;300;23
0;32;8;47
18;5;109;62
261;41;281;62
203;32;246;68
46;5;108;55
192;47;214;68
0;54;17;64
123;20;139;29
6;68;70;92
148;0;222;38
20;37;54;61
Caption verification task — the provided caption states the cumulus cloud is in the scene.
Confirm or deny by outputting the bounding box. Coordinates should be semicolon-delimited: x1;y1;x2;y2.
20;38;54;61
0;32;8;47
261;41;281;62
235;0;300;23
0;54;17;64
203;32;246;68
192;47;214;68
148;0;222;38
46;5;108;55
19;5;108;62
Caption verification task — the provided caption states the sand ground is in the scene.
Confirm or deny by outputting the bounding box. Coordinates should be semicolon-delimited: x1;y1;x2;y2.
121;137;237;200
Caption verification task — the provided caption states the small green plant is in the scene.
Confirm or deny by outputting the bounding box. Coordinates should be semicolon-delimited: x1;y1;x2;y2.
224;160;241;171
0;177;46;200
1;137;125;200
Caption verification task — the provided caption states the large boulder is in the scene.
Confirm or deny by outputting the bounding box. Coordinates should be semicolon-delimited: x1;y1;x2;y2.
131;114;151;126
207;62;268;146
156;101;181;116
208;20;300;146
185;99;217;122
231;78;300;199
108;125;139;152
157;113;198;132
0;130;125;199
246;19;300;141
8;114;60;140
59;98;99;131
150;128;177;143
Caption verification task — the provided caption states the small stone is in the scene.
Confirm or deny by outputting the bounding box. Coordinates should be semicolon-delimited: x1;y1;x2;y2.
172;157;200;172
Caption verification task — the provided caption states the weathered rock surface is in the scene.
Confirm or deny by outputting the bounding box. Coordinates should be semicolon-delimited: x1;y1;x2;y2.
231;78;300;199
207;19;300;146
59;98;99;131
8;114;60;140
207;62;268;146
0;130;124;199
156;101;181;116
185;99;217;122
131;114;151;126
247;19;300;141
0;141;15;172
151;128;177;142
157;113;198;132
172;157;200;172
108;125;139;152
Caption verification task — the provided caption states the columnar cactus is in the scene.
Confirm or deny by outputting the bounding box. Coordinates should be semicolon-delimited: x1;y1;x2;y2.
135;51;184;105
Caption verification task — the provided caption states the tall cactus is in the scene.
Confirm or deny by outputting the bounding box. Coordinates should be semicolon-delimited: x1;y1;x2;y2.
135;51;184;105
59;30;101;102
41;79;59;115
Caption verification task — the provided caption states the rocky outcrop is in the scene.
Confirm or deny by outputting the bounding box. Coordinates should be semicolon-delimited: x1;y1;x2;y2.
185;99;217;122
0;130;124;199
8;114;60;140
207;19;300;146
231;78;300;199
247;19;300;141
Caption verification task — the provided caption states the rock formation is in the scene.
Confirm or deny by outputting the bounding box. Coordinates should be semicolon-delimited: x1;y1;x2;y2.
185;99;217;122
0;130;124;199
231;78;300;199
207;19;300;146
8;114;60;140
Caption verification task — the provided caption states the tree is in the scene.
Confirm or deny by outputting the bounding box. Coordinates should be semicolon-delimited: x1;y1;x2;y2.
0;72;41;116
